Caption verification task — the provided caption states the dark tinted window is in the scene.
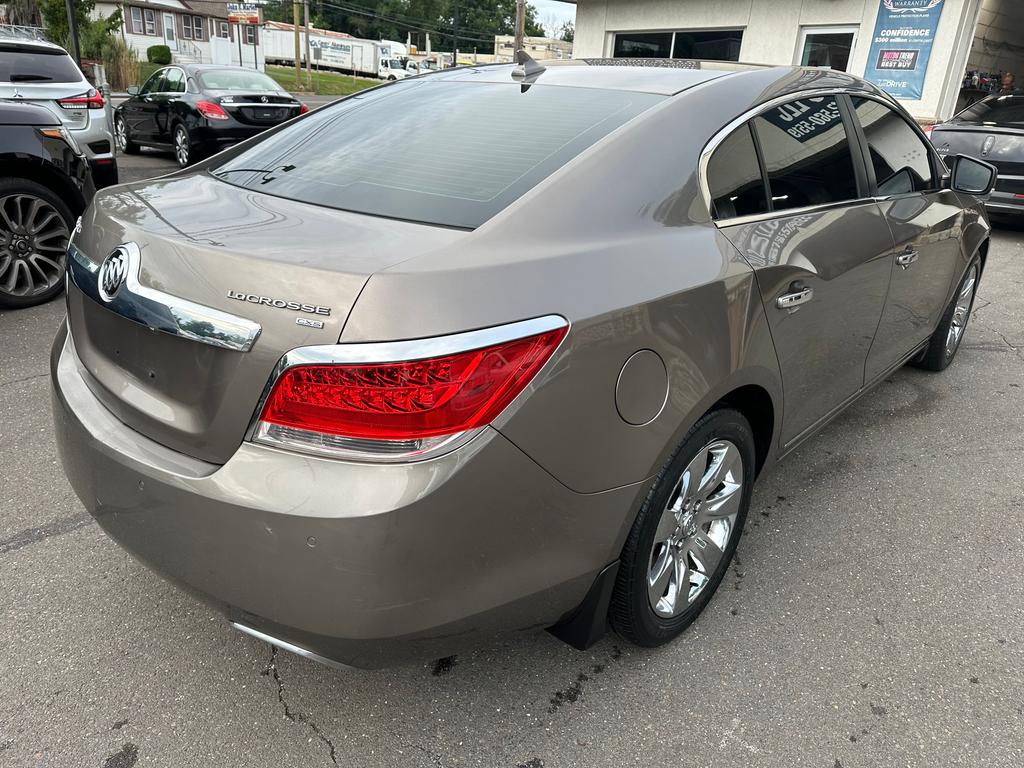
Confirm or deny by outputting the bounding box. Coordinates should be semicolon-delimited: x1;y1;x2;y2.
954;95;1024;125
707;125;767;219
752;97;859;212
852;96;934;194
213;80;662;229
140;69;164;95
0;45;81;83
673;30;743;61
163;68;185;93
613;32;672;58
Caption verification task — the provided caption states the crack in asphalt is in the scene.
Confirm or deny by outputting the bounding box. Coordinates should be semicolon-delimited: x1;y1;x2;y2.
264;646;338;765
0;371;49;389
975;320;1024;362
404;743;445;767
0;512;94;556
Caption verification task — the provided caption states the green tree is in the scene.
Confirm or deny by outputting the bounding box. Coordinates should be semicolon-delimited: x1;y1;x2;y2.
265;1;545;52
38;0;121;59
560;20;574;43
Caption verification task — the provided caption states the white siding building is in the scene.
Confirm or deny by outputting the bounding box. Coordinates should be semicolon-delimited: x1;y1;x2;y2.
564;0;1024;122
95;0;265;70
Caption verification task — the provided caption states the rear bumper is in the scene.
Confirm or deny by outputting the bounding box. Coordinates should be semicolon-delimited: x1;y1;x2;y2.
985;190;1024;215
50;323;639;667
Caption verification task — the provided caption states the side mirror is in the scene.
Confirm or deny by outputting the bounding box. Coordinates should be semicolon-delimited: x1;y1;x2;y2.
947;154;997;196
127;84;140;96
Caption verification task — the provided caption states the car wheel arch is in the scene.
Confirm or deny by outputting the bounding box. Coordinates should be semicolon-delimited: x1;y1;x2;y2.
0;156;87;217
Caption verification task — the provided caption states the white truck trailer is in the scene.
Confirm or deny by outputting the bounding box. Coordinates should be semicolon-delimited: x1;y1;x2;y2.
263;23;408;80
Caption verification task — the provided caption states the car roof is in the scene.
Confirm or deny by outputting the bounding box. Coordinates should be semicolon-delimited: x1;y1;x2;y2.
0;38;70;54
425;59;886;99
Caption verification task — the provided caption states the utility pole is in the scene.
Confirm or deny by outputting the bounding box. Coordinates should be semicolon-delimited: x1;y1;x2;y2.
303;0;312;88
292;0;301;86
64;0;81;65
451;0;459;67
514;0;525;55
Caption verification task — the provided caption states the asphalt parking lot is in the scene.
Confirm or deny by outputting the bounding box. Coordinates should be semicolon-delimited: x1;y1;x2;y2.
1;151;1022;768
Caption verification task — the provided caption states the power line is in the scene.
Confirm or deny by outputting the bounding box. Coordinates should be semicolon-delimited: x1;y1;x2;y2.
312;0;500;46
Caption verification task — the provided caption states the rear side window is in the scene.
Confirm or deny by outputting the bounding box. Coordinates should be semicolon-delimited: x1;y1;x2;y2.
852;97;934;194
954;95;1024;125
751;97;859;212
0;46;81;83
164;68;185;94
213;80;662;229
707;124;768;219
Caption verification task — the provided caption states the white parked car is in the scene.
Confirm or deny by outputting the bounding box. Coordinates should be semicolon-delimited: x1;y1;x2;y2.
0;38;117;187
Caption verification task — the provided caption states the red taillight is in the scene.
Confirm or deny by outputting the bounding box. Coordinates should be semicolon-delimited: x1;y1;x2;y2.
196;100;229;121
923;124;934;138
254;321;567;459
58;88;104;110
299;103;309;115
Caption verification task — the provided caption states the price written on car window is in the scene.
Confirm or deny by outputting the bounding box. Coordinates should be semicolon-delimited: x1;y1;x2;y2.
764;98;841;142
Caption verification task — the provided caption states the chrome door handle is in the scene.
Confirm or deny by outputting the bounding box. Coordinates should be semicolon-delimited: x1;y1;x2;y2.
776;285;814;310
896;250;918;268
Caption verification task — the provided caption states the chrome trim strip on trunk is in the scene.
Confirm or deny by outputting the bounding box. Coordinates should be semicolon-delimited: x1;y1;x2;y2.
67;241;262;353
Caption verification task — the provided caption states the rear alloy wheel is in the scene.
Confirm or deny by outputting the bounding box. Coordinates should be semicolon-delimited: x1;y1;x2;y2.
173;124;192;167
912;256;980;371
114;114;139;154
611;408;755;647
0;179;73;308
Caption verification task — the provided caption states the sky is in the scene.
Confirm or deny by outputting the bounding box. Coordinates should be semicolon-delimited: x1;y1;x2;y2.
531;0;576;34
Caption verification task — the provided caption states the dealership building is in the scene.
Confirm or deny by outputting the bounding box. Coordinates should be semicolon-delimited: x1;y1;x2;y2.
563;0;1023;122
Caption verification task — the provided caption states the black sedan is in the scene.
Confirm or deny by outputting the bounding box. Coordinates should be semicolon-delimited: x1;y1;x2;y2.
928;93;1024;215
114;65;308;168
1;101;93;308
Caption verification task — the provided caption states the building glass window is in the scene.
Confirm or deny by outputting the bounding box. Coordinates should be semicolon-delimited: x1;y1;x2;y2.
245;25;256;45
192;16;204;40
799;27;856;72
751;97;859;212
612;29;743;61
851;96;935;194
143;9;155;35
673;30;743;61
182;15;192;39
612;32;672;59
130;7;143;34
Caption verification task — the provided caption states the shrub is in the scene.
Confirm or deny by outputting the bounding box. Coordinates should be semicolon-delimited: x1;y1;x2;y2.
103;36;140;91
147;44;171;65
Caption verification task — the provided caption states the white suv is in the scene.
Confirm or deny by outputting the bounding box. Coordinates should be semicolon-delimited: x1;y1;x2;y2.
0;38;118;187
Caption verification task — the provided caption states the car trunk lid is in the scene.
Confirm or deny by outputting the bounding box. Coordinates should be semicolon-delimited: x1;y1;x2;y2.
66;172;466;464
931;123;1024;176
213;90;302;126
0;81;94;129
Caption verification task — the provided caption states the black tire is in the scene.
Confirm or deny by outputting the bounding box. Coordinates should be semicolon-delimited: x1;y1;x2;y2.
610;408;756;647
911;254;981;372
0;177;74;309
114;114;139;155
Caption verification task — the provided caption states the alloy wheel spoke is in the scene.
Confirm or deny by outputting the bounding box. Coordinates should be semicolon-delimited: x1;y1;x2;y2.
648;545;676;608
689;534;725;577
653;508;678;545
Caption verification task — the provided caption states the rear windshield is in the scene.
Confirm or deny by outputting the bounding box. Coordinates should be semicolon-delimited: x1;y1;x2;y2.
212;80;662;228
954;95;1024;125
199;69;281;92
0;45;81;83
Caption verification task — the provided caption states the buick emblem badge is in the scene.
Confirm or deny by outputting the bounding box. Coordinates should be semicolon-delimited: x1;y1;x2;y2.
98;247;129;302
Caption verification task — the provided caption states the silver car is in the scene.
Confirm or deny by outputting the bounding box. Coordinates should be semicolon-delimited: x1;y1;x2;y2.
52;60;996;668
0;37;117;187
